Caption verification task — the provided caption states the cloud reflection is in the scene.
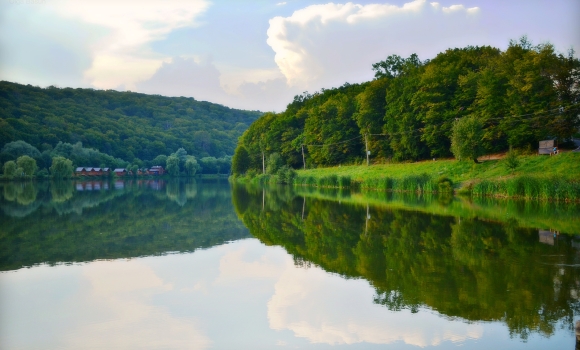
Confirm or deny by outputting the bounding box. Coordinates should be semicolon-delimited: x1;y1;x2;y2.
66;260;212;349
267;261;483;346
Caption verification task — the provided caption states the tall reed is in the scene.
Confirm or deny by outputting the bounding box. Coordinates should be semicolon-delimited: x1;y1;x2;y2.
472;176;579;201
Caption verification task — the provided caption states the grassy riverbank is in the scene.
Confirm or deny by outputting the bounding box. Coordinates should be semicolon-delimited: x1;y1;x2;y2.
235;152;580;201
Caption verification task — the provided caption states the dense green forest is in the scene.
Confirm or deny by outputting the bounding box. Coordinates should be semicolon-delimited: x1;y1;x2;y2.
233;38;580;174
0;81;262;165
232;184;580;339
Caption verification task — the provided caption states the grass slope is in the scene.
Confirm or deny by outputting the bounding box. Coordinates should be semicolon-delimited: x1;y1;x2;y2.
296;152;580;185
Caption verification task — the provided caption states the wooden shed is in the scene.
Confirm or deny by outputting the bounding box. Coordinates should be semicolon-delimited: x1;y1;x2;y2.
113;168;128;176
75;167;88;176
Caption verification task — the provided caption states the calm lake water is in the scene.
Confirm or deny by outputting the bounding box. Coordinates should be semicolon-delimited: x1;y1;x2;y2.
1;179;579;349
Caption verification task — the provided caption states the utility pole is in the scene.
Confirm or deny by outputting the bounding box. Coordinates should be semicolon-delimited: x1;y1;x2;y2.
365;133;369;166
301;145;306;170
262;152;265;174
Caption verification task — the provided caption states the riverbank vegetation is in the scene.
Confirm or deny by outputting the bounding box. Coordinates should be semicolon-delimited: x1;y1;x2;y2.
232;38;580;200
234;151;580;201
0;140;233;179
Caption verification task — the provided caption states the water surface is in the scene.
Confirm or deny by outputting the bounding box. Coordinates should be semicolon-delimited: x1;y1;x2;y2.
0;180;579;349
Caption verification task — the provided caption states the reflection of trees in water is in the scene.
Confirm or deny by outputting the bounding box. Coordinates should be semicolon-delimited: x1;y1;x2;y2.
50;181;74;203
1;179;207;218
0;179;249;271
166;180;187;206
1;182;38;205
1;200;42;218
232;184;580;340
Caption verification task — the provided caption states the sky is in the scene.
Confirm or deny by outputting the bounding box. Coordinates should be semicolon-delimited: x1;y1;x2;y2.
0;0;578;112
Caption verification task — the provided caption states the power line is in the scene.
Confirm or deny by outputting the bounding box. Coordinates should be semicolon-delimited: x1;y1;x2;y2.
368;103;580;138
302;134;362;147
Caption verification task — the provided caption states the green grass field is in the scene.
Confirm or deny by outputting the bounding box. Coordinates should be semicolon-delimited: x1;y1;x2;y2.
296;152;580;184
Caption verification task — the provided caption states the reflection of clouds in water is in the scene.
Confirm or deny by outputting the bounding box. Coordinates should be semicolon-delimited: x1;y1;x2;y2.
215;243;289;282
67;261;211;349
267;264;483;347
1;239;489;349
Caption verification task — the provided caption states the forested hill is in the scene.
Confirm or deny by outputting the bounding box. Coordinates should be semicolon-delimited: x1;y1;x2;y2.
0;81;262;162
232;39;579;174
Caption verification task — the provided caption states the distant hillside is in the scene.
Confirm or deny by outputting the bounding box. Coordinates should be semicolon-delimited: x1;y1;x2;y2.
0;81;262;162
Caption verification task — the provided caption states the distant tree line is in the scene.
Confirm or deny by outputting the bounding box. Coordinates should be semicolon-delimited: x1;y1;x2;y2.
0;140;232;179
0;81;261;165
233;37;580;175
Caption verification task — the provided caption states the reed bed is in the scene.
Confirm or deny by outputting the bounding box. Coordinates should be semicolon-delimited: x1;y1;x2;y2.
293;173;454;194
472;176;580;201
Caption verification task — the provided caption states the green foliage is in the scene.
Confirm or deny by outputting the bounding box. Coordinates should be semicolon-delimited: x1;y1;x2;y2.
504;148;520;173
16;155;37;177
0;81;261;162
128;164;138;177
436;176;454;193
1;140;41;161
234;39;579;170
287;151;579;201
51;141;128;169
37;168;49;178
451;115;484;162
3;160;16;178
276;165;296;184
266;152;284;175
49;156;73;179
152;154;168;166
317;174;339;187
338;175;351;188
473;176;580;201
232;145;251;175
185;157;199;176
166;155;180;176
199;157;218;174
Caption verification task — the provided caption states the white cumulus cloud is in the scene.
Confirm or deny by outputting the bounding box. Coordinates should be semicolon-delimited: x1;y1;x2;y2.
266;0;481;90
54;0;210;90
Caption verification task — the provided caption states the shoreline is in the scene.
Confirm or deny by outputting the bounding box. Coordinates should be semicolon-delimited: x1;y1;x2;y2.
232;152;580;202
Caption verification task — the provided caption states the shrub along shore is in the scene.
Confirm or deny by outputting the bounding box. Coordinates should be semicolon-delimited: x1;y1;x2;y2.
233;152;580;202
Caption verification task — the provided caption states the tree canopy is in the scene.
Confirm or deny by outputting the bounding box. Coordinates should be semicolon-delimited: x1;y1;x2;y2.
232;39;580;174
0;81;262;164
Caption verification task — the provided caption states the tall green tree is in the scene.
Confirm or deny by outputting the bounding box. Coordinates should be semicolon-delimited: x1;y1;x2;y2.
354;78;391;159
450;115;484;162
3;160;16;178
232;145;251;175
50;156;73;179
16;155;37;176
266;152;283;175
166;155;180;176
384;58;426;161
304;92;362;166
185;158;198;176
